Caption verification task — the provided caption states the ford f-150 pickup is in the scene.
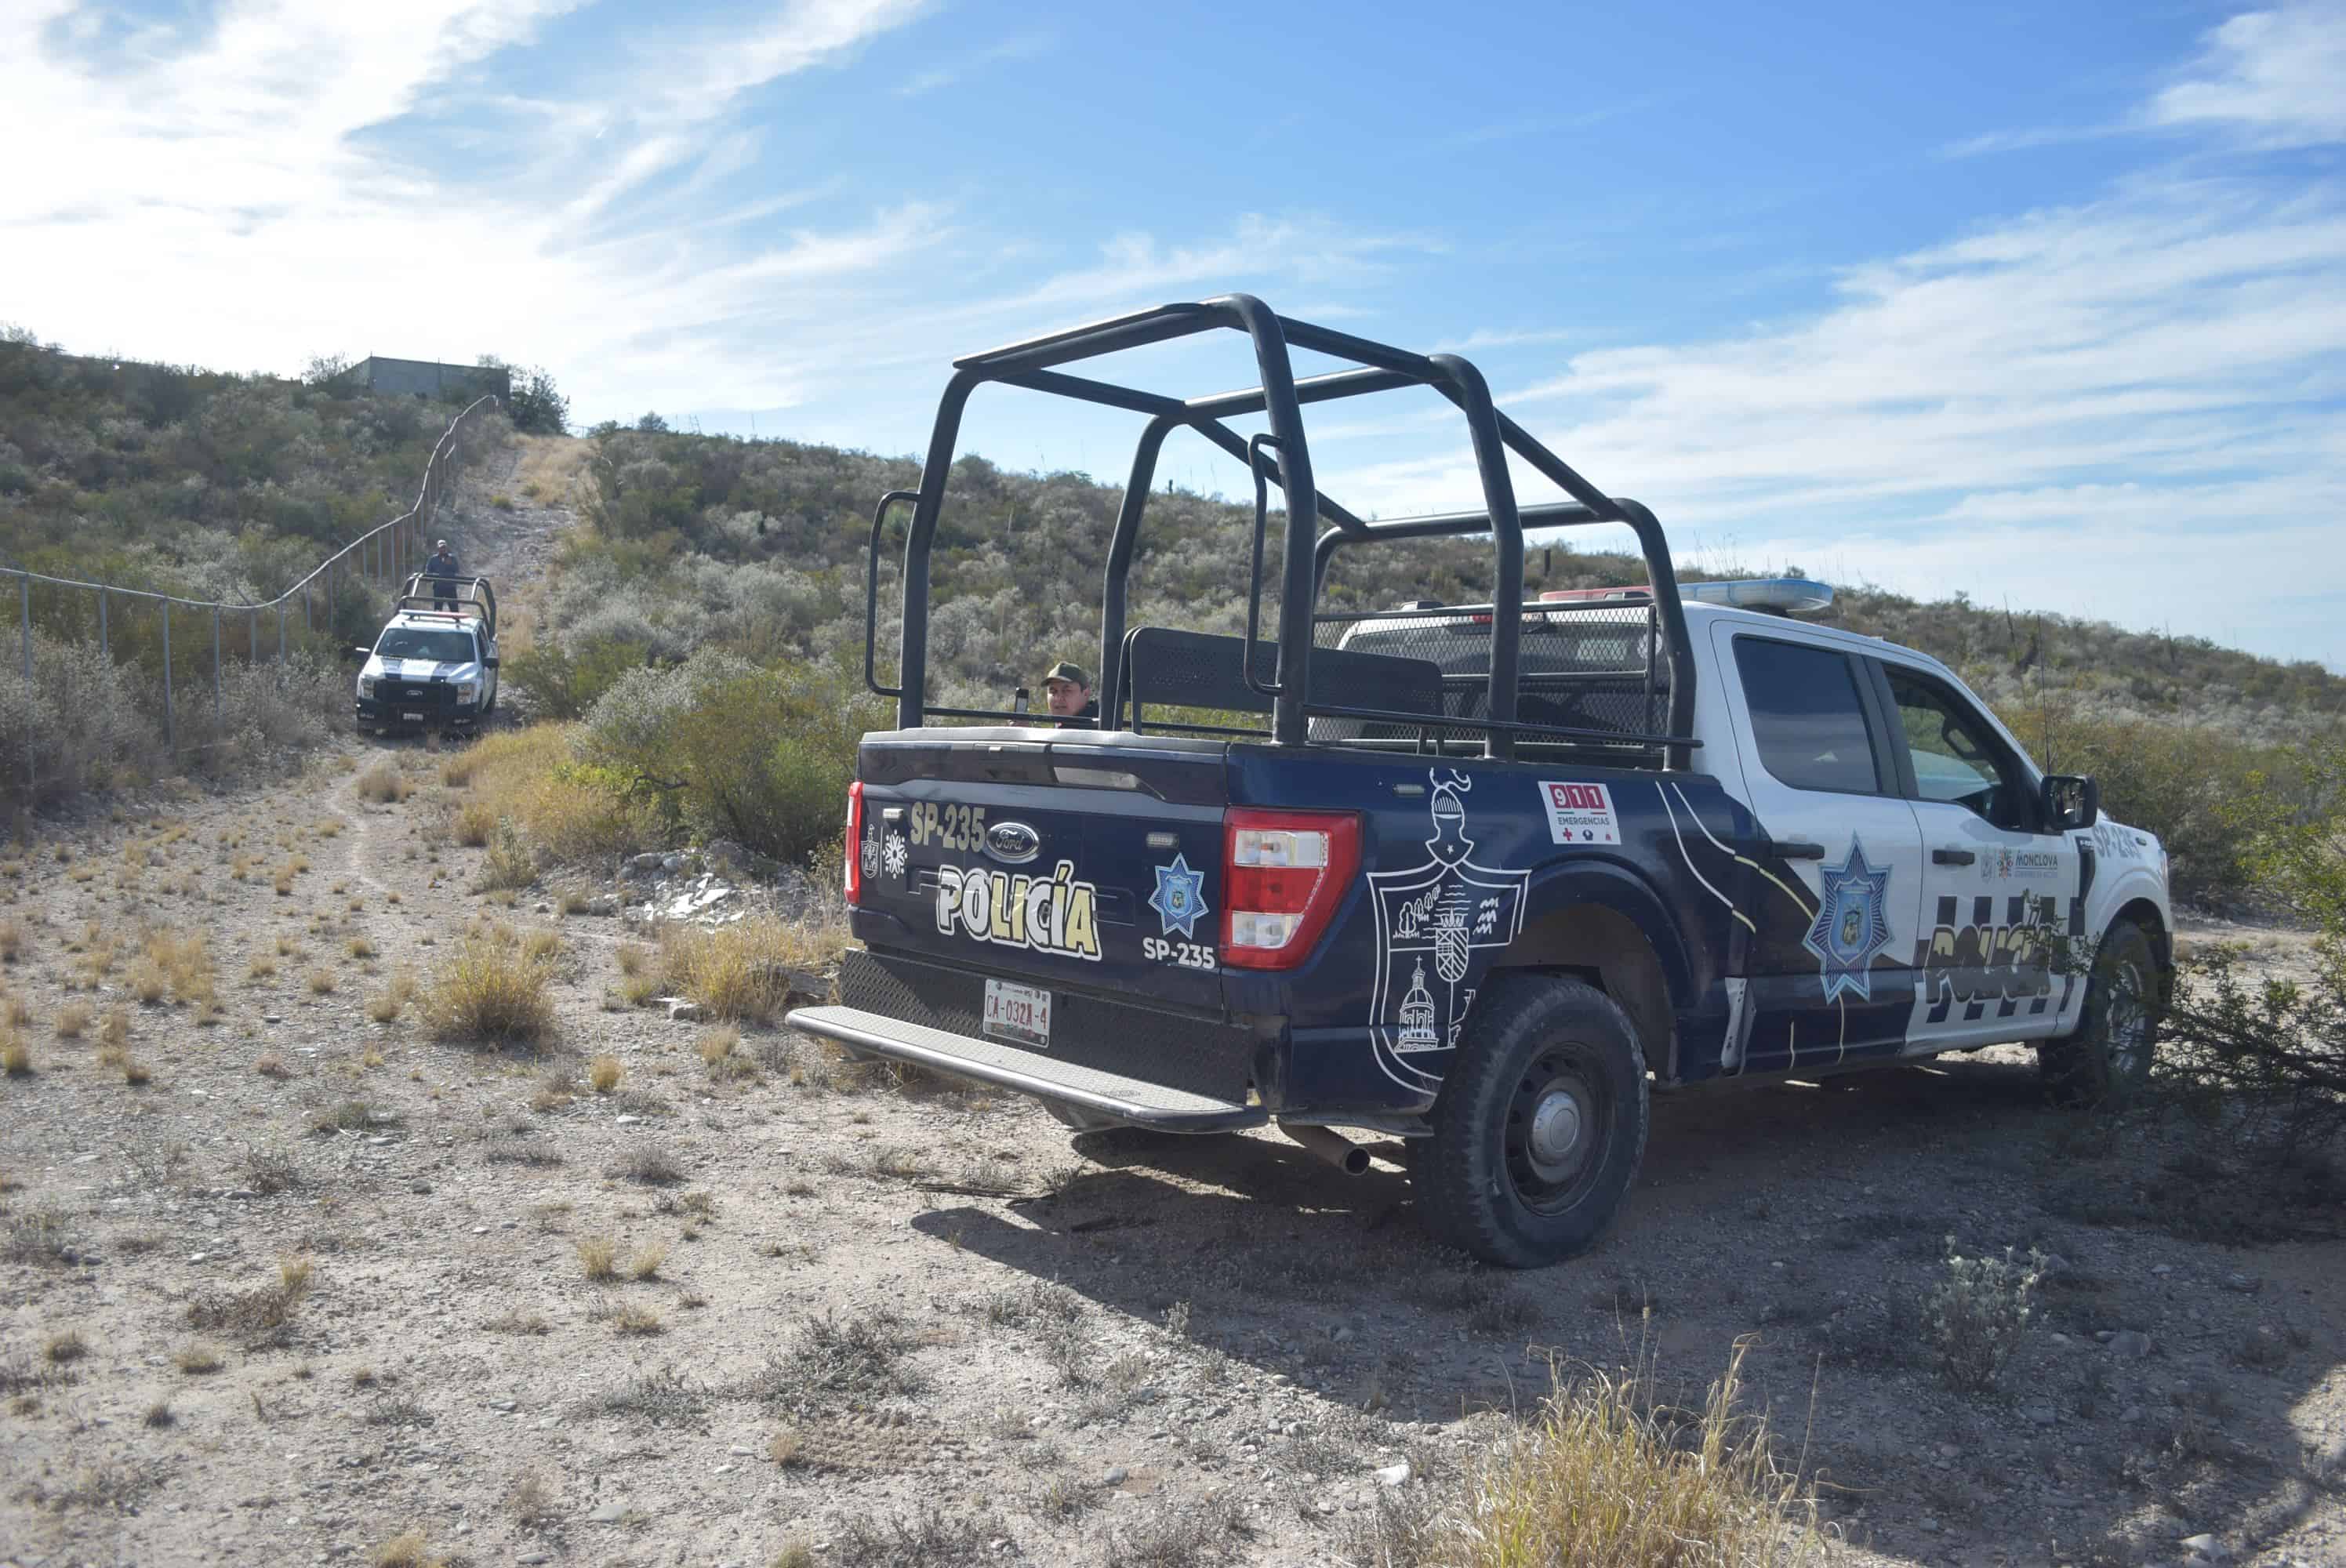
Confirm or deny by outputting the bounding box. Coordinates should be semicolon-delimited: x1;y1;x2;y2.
786;296;2172;1267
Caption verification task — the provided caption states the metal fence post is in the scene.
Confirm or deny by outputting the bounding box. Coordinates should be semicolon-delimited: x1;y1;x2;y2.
99;586;107;658
162;600;174;753
278;603;285;666
17;574;27;687
212;605;222;725
249;608;257;666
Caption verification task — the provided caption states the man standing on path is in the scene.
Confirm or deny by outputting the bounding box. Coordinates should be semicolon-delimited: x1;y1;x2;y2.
425;539;461;611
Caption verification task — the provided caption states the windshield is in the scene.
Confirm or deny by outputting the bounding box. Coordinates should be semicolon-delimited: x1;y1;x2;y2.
376;630;476;663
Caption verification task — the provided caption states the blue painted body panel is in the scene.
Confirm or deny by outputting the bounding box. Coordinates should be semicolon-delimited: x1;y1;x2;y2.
848;729;1781;1120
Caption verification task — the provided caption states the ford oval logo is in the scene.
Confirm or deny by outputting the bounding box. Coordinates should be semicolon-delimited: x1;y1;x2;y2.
984;821;1040;865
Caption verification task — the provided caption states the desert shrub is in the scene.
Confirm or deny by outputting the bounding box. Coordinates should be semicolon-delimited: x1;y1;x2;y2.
1998;695;2286;906
503;634;650;721
657;916;836;1023
1364;1341;1814;1568
418;935;557;1045
0;632;350;815
1923;1243;2042;1394
2152;740;2346;1161
447;724;657;864
583;651;884;865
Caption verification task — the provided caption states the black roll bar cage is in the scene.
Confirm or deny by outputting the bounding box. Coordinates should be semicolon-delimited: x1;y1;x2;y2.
870;295;1697;770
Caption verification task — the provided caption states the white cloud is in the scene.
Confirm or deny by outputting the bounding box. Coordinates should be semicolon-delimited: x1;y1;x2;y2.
2150;2;2346;147
893;30;1054;98
1301;169;2346;665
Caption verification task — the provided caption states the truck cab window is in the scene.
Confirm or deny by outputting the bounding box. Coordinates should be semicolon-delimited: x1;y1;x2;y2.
1884;669;2032;831
1731;637;1881;794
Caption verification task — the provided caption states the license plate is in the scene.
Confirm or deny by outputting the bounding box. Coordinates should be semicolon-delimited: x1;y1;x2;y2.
401;710;424;721
982;978;1051;1050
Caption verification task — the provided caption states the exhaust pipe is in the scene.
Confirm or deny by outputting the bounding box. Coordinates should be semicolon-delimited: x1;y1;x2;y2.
1280;1123;1371;1176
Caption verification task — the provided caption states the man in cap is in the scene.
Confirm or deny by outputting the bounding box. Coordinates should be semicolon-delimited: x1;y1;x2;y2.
1041;660;1098;728
424;539;461;610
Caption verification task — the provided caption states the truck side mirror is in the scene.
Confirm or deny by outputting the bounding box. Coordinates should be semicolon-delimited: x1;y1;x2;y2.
483;656;499;669
2042;773;2099;832
346;645;372;662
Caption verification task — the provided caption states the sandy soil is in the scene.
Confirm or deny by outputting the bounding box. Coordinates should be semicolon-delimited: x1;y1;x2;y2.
1;443;2338;1568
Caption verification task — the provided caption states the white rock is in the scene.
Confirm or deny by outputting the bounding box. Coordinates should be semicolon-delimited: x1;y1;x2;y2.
588;1500;629;1523
615;1114;643;1127
1372;1461;1410;1487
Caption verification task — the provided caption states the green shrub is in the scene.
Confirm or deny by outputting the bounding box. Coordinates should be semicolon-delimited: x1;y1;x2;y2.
1997;696;2286;906
582;652;884;865
503;636;649;721
1924;1243;2042;1394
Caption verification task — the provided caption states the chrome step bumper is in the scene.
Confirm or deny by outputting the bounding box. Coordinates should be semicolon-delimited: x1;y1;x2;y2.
784;1004;1266;1132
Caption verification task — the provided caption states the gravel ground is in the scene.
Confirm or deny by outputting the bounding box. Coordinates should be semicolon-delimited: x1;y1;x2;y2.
1;755;2339;1568
2;438;2338;1567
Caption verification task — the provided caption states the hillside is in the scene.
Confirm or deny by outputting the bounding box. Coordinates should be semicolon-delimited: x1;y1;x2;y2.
544;424;2346;743
0;328;492;607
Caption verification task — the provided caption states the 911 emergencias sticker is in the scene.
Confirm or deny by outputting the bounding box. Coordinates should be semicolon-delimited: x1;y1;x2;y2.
1540;780;1621;845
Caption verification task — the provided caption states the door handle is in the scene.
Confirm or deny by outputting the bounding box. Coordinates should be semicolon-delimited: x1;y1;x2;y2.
1932;848;1977;866
1770;840;1825;860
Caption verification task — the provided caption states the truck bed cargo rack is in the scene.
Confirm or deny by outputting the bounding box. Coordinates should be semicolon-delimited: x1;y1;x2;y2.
394;573;496;638
863;295;1700;770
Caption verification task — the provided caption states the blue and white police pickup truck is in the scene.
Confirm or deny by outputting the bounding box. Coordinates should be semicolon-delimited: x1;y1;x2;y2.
351;575;500;735
786;296;2173;1268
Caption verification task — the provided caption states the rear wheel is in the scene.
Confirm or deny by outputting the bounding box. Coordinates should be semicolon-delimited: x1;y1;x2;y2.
1414;973;1651;1268
2039;918;2160;1106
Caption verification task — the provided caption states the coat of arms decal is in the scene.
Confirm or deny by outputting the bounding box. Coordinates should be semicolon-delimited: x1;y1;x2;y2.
1367;770;1530;1091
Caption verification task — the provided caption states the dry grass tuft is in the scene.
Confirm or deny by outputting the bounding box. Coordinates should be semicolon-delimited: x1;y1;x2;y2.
576;1236;618;1280
122;1057;151;1085
307;967;338;995
368;1529;449;1568
2;1032;30;1077
355;760;414;806
348;936;376;960
610;1303;663;1336
54;1001;91;1039
454;799;495;848
1383;1341;1818;1568
0;918;21;964
588;1054;623;1093
626;1241;670;1281
186;1258;314;1342
699;1025;740;1067
44;1329;88;1364
98;1007;129;1051
254;1051;292;1080
173;1342;224;1375
657;916;832;1024
418;936;557;1045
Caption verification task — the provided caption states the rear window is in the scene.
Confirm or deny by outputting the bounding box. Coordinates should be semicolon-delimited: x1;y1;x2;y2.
1732;637;1881;794
377;630;476;663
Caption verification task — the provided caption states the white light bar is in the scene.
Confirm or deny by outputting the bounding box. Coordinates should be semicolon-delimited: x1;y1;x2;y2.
1679;578;1835;613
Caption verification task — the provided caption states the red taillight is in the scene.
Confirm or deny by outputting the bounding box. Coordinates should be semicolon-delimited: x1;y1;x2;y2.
843;781;864;904
1222;808;1360;970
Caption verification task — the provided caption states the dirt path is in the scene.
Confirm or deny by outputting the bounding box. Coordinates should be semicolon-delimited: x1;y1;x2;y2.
1;445;2339;1566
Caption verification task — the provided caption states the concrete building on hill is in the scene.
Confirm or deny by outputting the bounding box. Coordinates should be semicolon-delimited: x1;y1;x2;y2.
352;357;510;402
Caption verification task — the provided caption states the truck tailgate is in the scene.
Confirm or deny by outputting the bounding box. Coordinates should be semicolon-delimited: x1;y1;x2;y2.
849;731;1229;1017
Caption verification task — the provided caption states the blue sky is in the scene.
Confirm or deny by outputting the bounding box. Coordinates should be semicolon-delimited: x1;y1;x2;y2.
5;1;2344;666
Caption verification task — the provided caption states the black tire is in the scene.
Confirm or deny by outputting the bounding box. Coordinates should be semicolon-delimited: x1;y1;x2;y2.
2039;918;2160;1106
1414;973;1651;1268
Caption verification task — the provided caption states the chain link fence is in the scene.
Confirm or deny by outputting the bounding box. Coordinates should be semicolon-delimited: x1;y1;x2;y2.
5;395;500;800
